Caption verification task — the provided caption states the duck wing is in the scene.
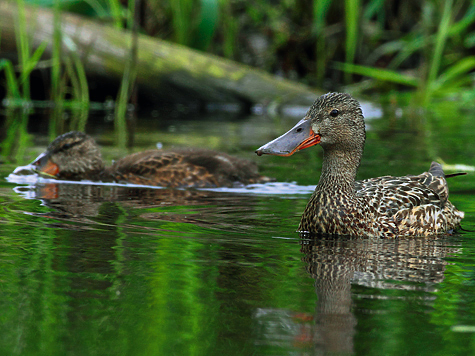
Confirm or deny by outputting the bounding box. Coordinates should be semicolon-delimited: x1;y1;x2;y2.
107;149;270;188
355;162;463;236
107;150;218;188
356;162;446;209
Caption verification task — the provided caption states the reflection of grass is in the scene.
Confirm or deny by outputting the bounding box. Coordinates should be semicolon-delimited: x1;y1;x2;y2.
1;109;30;163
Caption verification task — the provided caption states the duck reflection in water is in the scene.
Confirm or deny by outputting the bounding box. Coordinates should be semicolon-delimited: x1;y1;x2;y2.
297;236;460;354
14;181;262;232
253;236;463;353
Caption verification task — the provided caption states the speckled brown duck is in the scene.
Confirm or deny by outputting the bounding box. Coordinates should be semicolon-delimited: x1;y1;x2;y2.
256;92;464;238
19;131;271;188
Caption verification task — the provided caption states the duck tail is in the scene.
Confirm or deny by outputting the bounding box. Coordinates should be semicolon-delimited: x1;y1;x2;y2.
445;172;467;178
429;161;445;177
430;161;468;178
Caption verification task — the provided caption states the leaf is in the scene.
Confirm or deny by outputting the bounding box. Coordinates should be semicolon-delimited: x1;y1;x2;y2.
314;0;332;31
449;5;475;36
431;57;475;92
24;0;112;17
0;59;21;98
363;0;386;20
19;42;48;85
193;0;219;51
333;62;419;87
440;57;475;83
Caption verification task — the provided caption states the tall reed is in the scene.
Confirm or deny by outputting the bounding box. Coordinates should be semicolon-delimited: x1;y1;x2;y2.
0;59;21;100
64;48;90;132
422;0;452;105
50;0;63;137
313;0;332;87
114;0;138;149
12;0;49;104
1;0;45;161
193;0;218;50
220;0;238;59
344;0;360;84
0;0;93;162
171;0;194;46
334;0;475;105
15;0;30;101
49;3;91;137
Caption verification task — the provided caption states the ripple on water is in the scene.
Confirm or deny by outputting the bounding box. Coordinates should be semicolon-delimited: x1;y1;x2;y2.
7;172;317;198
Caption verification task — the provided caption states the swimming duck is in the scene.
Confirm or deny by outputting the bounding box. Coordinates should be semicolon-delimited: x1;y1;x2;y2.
18;131;271;188
256;92;464;238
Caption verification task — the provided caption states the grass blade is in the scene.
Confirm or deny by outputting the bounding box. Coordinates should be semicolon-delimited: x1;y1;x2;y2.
193;0;219;50
431;56;475;92
344;0;360;83
334;62;418;87
19;42;48;85
0;59;21;98
313;0;332;86
424;0;453;104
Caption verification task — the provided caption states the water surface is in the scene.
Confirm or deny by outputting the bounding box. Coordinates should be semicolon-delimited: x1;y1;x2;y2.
1;104;475;355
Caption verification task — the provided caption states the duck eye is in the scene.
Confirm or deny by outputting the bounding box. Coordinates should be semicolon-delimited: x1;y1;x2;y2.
59;142;77;152
330;109;339;117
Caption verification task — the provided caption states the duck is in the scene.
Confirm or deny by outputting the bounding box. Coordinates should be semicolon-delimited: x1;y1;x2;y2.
256;92;464;238
17;131;271;188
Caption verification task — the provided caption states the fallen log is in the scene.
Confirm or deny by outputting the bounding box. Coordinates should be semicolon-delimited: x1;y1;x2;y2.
0;1;321;110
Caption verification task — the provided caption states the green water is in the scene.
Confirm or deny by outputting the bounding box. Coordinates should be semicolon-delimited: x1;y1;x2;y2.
1;102;475;356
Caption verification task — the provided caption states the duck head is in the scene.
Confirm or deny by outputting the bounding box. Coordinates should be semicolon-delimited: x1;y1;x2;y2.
256;92;365;156
27;131;105;179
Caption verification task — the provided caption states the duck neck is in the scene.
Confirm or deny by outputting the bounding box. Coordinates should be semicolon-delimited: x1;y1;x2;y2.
316;146;362;194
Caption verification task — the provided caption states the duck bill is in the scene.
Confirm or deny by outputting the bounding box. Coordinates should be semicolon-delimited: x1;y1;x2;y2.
31;152;60;177
255;119;320;156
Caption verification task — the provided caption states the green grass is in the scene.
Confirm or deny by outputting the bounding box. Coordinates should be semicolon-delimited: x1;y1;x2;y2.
4;0;475;145
336;0;475;105
344;0;360;84
313;0;332;86
0;59;22;100
114;0;137;149
1;0;94;161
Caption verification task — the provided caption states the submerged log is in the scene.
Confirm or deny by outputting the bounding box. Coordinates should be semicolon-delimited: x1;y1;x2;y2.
0;1;321;109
